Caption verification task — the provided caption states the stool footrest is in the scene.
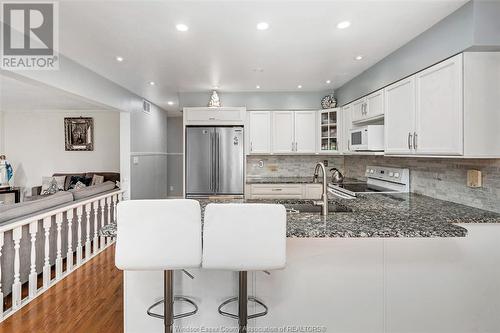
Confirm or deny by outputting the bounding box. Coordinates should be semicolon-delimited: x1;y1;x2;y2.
147;296;198;320
218;296;268;320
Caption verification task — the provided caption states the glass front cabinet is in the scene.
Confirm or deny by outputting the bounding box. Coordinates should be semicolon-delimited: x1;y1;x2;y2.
319;108;341;153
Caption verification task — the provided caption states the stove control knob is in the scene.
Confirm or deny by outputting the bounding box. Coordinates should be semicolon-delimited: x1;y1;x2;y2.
370;169;374;174
389;172;394;177
394;172;400;178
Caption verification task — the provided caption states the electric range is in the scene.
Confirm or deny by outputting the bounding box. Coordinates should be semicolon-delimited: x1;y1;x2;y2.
328;166;410;199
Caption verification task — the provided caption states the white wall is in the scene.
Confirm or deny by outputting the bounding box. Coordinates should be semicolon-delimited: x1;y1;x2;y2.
3;110;120;195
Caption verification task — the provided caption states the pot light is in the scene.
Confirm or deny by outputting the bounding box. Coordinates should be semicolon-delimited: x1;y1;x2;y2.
297;85;302;89
115;56;124;62
256;22;269;30
256;85;260;89
176;24;189;32
337;21;351;29
326;80;331;84
149;81;156;86
213;86;219;90
167;101;174;106
354;55;363;60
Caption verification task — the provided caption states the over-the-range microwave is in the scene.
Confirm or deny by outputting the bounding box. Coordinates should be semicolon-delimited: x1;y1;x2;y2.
349;125;384;151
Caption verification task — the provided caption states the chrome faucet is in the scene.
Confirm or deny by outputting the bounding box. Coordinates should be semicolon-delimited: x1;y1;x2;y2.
313;162;328;215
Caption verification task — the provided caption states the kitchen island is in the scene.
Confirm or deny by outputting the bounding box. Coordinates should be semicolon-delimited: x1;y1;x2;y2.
111;194;500;333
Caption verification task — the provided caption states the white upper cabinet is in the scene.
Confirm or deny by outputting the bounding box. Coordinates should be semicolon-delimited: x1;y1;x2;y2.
351;98;366;122
415;54;463;155
272;111;295;153
247;111;271;154
341;104;352;153
294;111;317;153
365;89;385;119
384;77;416;155
184;107;246;125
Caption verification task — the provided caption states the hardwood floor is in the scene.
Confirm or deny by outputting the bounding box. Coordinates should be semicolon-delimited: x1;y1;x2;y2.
0;245;123;333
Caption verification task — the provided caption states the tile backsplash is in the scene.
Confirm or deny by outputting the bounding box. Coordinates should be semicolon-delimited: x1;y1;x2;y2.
344;156;500;213
247;155;344;178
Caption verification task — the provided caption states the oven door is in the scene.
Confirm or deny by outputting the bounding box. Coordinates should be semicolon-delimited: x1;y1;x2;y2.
350;128;367;151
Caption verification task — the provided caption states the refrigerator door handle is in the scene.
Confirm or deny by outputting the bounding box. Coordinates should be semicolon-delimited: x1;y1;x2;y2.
216;131;220;193
209;132;214;191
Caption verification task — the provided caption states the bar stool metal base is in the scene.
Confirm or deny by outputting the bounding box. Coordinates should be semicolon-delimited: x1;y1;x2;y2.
217;272;268;333
146;270;198;333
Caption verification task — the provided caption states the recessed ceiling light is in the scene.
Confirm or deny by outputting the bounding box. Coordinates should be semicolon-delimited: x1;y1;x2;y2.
256;85;260;89
326;80;331;84
116;56;124;62
213;86;219;90
176;24;189;32
167;101;174;106
354;55;363;60
297;85;302;89
256;22;269;30
149;81;155;86
337;21;351;29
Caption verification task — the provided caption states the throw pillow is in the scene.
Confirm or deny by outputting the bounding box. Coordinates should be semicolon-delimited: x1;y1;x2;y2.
41;176;65;193
91;174;104;186
73;181;87;190
41;177;59;195
68;176;92;189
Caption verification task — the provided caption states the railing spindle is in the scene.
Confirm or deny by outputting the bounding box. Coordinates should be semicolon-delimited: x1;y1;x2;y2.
66;209;74;272
106;197;112;245
55;213;63;279
85;203;92;260
12;226;23;308
76;206;83;266
99;199;106;249
29;221;38;298
93;201;99;254
42;217;51;289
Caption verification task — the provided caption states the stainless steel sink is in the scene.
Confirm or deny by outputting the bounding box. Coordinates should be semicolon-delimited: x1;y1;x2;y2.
285;203;352;214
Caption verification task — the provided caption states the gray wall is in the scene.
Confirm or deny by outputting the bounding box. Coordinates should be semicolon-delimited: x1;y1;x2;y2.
335;1;475;105
167;116;183;197
130;105;168;199
179;91;329;110
344;156;500;213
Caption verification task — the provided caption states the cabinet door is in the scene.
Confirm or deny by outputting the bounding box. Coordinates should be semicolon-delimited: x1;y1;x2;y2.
351;98;366;122
294;111;317;153
415;54;463;155
341;104;352;153
366;89;384;119
272;111;295;153
248;111;271;154
384;77;416;155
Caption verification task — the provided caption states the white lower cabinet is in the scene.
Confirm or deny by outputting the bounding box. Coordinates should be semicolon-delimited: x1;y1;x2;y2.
246;183;322;200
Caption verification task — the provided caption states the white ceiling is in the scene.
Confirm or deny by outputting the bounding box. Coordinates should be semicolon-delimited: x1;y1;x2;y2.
54;1;466;111
0;74;110;112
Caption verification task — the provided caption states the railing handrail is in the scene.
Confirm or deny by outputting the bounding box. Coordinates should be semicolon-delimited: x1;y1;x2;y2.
0;189;125;233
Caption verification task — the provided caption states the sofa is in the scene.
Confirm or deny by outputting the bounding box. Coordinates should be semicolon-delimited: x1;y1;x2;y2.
0;172;120;296
32;172;120;196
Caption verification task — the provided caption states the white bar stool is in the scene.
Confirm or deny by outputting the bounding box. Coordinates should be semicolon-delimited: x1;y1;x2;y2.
202;203;286;332
115;199;202;333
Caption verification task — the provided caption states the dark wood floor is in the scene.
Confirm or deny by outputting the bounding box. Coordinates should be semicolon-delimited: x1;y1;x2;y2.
0;245;123;333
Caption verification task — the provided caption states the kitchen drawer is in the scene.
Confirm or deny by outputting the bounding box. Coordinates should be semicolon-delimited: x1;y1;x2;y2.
250;184;303;195
304;184;323;200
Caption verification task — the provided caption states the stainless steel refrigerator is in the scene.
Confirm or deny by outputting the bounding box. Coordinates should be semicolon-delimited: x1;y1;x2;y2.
186;126;244;197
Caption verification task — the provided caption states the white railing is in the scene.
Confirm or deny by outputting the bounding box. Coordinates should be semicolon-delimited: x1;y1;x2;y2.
0;189;124;322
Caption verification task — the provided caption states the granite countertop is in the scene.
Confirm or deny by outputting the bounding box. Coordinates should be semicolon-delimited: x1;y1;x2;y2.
100;193;500;239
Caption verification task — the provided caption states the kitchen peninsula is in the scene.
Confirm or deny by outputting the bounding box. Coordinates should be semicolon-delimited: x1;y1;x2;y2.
105;193;500;332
